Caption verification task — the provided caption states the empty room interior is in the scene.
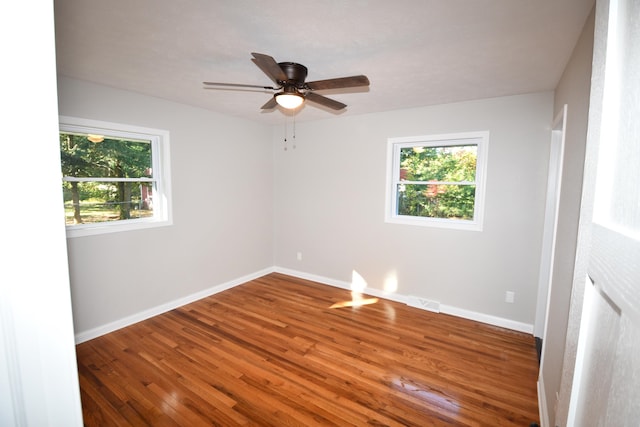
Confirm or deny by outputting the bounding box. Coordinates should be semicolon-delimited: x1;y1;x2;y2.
4;0;640;426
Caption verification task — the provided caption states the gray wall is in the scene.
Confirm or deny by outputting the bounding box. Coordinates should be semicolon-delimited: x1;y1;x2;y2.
57;77;275;336
539;7;595;427
60;77;554;337
274;92;553;326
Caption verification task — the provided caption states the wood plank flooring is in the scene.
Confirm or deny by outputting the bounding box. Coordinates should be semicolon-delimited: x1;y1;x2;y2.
76;273;540;426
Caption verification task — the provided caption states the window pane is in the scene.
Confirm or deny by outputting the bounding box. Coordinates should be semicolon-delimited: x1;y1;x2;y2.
63;181;154;225
399;145;477;182
59;117;172;237
397;183;476;220
387;132;487;230
60;133;152;179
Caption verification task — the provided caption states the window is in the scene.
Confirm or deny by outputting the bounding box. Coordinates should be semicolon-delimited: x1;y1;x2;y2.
386;131;488;231
59;116;172;237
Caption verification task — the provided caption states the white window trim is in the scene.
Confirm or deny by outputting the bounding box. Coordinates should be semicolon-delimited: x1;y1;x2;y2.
385;131;489;231
59;116;173;238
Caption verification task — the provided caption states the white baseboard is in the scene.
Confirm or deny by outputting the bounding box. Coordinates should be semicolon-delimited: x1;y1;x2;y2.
538;378;549;427
75;265;534;343
275;267;533;334
74;267;275;344
440;304;533;334
274;266;409;304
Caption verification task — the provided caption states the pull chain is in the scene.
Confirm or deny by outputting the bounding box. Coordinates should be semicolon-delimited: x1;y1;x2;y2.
283;107;298;151
292;108;296;150
283;114;288;151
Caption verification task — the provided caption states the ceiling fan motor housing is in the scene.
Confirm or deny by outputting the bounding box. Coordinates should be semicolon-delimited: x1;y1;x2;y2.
278;62;308;88
204;53;368;111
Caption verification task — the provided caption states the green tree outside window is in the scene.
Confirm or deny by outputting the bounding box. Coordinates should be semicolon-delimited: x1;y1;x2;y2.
60;133;153;225
397;145;477;220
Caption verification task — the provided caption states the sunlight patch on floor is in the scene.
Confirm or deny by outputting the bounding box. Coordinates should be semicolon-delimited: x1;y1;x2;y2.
329;270;379;309
330;296;379;309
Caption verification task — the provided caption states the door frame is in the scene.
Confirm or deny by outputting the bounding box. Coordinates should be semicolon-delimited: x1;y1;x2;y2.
534;104;568;340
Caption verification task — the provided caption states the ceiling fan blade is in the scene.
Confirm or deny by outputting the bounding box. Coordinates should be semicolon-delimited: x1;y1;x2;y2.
260;96;278;110
203;82;278;90
251;52;288;85
305;92;347;110
306;75;370;91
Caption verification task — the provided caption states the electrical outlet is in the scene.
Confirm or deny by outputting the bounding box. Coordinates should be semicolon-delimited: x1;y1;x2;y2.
296;252;302;261
505;291;515;303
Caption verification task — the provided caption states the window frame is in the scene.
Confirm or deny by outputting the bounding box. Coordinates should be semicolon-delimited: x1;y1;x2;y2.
385;131;489;231
59;116;173;238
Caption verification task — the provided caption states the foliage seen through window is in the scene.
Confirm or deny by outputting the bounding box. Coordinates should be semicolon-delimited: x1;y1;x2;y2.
397;145;477;220
60;133;154;225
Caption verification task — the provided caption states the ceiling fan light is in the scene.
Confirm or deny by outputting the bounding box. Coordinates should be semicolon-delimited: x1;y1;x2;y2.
275;93;304;109
87;134;104;143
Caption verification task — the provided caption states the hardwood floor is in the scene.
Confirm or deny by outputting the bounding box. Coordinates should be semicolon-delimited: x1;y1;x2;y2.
76;273;540;426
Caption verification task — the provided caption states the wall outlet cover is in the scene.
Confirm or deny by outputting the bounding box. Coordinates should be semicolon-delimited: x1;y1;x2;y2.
505;291;515;303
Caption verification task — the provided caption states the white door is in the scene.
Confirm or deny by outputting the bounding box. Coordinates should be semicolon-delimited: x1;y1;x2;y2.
1;2;83;426
567;0;640;424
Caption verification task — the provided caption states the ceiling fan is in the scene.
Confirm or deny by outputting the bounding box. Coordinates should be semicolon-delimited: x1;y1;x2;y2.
203;52;370;111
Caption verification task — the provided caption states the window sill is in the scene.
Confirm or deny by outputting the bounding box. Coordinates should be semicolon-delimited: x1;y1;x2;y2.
385;215;483;231
65;217;172;238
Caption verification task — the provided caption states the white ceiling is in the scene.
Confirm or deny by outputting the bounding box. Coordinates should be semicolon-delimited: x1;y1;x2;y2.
53;0;594;125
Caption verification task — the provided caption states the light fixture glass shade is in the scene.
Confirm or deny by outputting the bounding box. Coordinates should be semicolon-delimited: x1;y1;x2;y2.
87;134;104;143
275;93;304;109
